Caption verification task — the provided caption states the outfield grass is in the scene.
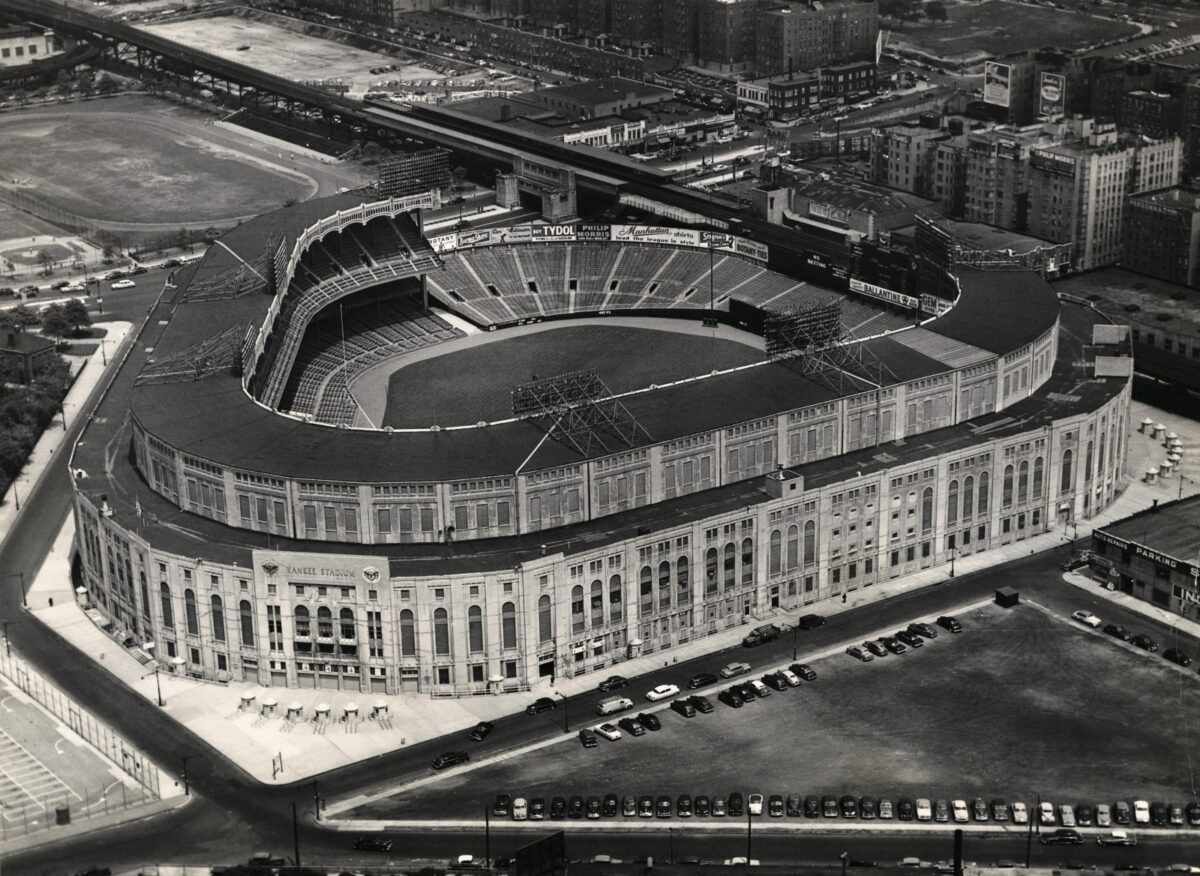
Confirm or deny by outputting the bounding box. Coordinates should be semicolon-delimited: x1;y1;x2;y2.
0;106;310;224
349;602;1196;821
381;325;764;428
896;0;1139;61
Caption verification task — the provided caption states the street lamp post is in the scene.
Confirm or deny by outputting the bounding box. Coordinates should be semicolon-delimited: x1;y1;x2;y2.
180;754;196;796
1;619;13;657
949;545;957;578
792;622;798;662
554;690;568;733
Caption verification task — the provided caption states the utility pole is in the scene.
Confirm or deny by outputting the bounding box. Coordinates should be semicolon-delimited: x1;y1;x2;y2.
180;755;195;796
1026;794;1038;868
292;801;302;868
746;804;752;861
313;780;321;820
485;802;491;868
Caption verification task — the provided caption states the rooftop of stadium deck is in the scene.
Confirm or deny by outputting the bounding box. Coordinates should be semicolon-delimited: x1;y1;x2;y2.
74;300;1121;578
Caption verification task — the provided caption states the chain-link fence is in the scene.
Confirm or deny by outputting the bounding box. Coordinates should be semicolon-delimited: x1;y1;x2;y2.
0;648;162;841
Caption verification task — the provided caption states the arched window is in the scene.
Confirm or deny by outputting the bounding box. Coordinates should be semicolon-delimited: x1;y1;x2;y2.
1033;457;1044;500
317;606;333;638
803;520;816;566
340;607;355;640
184;589;198;636
294;605;310;638
947;479;959;526
921;487;933;532
1060;448;1074;495
590;580;604;627
677;557;690;601
572;584;586;631
1018;460;1029;504
538;595;553;643
741;538;754;586
211;595;225;643
399;609;416;656
1002;464;1014;508
1098;433;1106;478
609;574;623;623
705;548;719;595
962;476;974;519
723;543;736;591
468;605;484;653
501;602;517;650
160;583;173;628
1085;440;1094;481
786;524;799;570
978;471;990;514
658;560;672;610
639;565;653;614
433;607;450;656
769;530;782;577
239;600;254;648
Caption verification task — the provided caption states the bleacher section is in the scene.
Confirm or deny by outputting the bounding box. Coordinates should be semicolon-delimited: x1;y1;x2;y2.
255;212;441;406
279;288;463;423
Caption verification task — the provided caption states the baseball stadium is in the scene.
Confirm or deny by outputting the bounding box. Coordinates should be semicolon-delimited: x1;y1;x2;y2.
69;193;1132;696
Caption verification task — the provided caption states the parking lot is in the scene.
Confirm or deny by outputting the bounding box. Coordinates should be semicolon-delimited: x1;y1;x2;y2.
347;601;1197;825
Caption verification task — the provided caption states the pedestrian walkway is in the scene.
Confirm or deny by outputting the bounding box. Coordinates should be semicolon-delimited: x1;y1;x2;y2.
0;321;132;553
1064;570;1200;642
18;399;1200;786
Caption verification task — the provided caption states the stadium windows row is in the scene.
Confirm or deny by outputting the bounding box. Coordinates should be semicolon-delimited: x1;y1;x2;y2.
81;386;1129;693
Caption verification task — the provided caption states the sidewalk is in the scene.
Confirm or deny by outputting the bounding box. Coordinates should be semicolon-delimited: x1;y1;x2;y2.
0;321;132;553
18;401;1200;788
1064;570;1200;641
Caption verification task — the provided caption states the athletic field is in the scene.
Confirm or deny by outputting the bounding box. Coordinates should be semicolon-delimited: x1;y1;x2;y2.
381;323;765;429
894;0;1139;63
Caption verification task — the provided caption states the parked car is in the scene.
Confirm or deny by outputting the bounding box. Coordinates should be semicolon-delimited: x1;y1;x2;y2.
896;630;924;649
879;799;894;819
493;794;512;817
512;797;528;820
1133;800;1151;824
578;728;597;748
779;669;802;687
671;698;697;717
863;639;888;658
860;797;878;819
1097;831;1138;847
729;793;745;817
1059;804;1075;827
1096;804;1112;827
678;794;694;817
1072;610;1102;628
973;798;989;822
1076;804;1095;826
952;800;969;823
585;796;601;820
530;798;545;820
595;723;622;741
432;751;469;770
468;721;494;741
749;794;765;816
712;796;728;817
748;679;772;698
787;794;803;817
645;684;680;702
1113;800;1132;825
937;615;963;633
822;795;839;817
720;662;752;678
1164;648;1193;666
354;836;394;852
846;645;873;662
110;279;136;290
1187;802;1200;826
719;688;744;708
1131;634;1159;652
568;796;584;819
1103;624;1133;641
597;675;629;692
550;796;567;819
908;622;938;639
898;798;916;821
636;712;662;731
1012;802;1029;824
916;799;933;821
617;717;646;737
881;636;907;655
933;800;950;823
791;663;817;680
1041;829;1084;846
526;697;556;715
688;672;718;689
762;672;789;691
1150;802;1169;826
797;613;826;629
992;800;1010;822
804;796;821;818
1039;801;1056;825
743;624;780;647
696;795;711;817
689;694;714;713
622;796;637;817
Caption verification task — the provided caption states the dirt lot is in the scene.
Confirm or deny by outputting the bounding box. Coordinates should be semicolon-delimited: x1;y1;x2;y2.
893;0;1139;63
348;601;1197;821
141;17;444;92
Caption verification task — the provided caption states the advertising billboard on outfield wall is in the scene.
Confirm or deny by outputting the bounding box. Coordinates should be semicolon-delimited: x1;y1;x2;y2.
1038;72;1066;120
983;61;1011;108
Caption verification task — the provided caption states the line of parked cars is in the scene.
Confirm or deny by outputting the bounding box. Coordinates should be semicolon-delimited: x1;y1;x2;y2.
485;790;1200;826
846;616;961;662
1071;609;1196;666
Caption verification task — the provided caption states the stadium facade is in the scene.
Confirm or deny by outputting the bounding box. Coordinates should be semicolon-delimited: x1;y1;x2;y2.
70;194;1132;696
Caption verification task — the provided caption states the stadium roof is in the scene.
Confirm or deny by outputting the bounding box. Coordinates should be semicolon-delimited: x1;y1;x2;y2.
76;300;1122;576
120;195;1061;485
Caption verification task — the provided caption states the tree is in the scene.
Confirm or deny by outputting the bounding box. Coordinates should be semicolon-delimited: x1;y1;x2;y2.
40;304;71;342
3;305;39;329
925;0;949;20
37;250;54;276
62;299;92;336
96;74;120;96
